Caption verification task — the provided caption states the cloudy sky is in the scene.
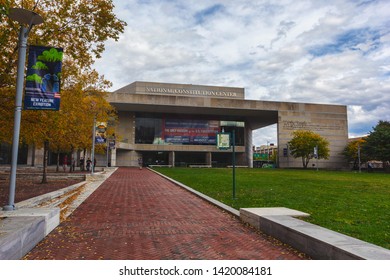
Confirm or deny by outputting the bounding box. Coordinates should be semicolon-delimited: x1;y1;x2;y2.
94;0;390;147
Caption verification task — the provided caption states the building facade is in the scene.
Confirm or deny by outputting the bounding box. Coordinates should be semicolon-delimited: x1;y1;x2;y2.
107;81;349;169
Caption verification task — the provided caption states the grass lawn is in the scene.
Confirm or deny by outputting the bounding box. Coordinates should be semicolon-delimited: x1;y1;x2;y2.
153;167;390;250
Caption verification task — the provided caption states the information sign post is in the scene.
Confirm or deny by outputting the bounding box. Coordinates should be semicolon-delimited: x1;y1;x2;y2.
217;131;236;199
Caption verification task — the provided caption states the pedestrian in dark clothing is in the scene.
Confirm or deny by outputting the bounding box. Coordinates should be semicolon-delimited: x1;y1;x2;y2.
80;158;85;171
138;157;143;170
86;158;92;171
62;155;68;172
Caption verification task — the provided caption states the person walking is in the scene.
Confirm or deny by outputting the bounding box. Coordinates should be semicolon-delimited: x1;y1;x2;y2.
71;158;75;172
80;158;84;171
86;158;92;171
62;155;68;172
138;157;143;170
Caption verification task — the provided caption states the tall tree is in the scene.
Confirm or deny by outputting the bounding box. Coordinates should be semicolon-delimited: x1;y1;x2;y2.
362;120;390;170
0;0;125;180
288;130;330;168
0;0;126;87
342;138;367;170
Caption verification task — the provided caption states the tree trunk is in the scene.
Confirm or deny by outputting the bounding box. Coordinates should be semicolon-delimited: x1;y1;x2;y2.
83;148;87;170
302;157;310;168
69;146;74;173
56;150;60;172
31;143;35;166
41;141;49;184
302;157;305;168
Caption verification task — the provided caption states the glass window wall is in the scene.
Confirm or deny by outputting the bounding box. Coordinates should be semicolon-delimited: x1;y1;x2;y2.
135;113;245;146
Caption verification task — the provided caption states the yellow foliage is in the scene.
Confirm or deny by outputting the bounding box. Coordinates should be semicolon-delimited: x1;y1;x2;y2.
288;130;330;168
0;0;124;152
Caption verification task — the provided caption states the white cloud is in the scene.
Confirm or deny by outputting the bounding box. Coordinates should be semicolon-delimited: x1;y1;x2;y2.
94;0;390;146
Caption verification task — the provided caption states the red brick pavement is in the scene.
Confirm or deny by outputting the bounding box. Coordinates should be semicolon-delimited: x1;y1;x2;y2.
24;168;307;260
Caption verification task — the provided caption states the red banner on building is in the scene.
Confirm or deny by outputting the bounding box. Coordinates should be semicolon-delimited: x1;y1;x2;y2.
163;119;219;144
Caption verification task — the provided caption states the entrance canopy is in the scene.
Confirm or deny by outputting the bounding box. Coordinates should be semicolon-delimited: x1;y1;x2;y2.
109;81;280;130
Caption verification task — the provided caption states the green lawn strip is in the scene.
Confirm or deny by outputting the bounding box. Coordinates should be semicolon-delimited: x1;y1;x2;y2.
154;168;390;250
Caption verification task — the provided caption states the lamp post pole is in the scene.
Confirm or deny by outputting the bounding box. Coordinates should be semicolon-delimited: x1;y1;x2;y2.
3;26;29;211
3;8;43;211
232;129;236;199
266;141;269;162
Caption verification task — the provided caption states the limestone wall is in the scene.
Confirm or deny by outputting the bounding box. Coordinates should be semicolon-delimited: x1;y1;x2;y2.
277;103;348;169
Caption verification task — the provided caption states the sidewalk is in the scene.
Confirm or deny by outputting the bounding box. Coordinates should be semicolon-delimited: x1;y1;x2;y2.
24;168;307;260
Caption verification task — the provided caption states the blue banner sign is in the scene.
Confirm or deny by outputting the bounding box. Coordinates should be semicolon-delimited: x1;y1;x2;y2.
95;122;107;144
24;45;63;110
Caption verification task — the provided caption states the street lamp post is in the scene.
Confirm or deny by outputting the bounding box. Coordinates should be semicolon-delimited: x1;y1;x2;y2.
232;129;236;199
3;8;43;211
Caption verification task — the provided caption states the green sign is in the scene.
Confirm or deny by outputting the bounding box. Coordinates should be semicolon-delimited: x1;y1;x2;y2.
217;133;230;150
253;153;268;160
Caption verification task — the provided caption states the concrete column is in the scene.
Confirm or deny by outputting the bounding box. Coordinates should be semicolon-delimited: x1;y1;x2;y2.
245;126;253;168
206;152;212;166
28;147;44;166
169;151;175;167
27;144;35;166
110;148;117;167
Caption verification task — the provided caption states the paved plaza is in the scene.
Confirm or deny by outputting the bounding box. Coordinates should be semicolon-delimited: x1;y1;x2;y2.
24;168;307;260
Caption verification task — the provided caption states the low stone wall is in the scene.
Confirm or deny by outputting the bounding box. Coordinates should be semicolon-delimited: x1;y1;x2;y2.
0;172;86;181
0;208;60;260
240;208;390;260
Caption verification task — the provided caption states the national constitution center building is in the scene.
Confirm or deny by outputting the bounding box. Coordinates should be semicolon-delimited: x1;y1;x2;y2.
107;81;348;169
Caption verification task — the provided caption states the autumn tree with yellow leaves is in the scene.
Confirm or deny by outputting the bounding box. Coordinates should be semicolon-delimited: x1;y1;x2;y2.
0;0;126;181
342;138;367;170
288;130;330;169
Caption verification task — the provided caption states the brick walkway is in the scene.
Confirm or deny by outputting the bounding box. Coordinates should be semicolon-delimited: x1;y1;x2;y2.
24;168;307;260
